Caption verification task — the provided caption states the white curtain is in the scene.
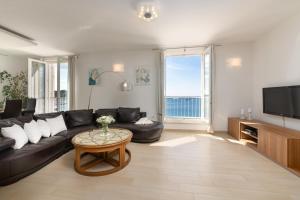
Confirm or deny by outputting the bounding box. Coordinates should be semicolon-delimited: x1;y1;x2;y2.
157;51;165;122
204;45;216;133
68;55;77;110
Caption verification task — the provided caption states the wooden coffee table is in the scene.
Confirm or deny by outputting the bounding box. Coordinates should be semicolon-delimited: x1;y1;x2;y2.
72;128;132;176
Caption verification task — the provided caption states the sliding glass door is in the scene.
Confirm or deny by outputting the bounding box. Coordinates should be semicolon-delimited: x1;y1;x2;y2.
28;58;69;113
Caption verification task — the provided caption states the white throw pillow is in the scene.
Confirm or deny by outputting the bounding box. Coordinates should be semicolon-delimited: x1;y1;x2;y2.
37;120;51;137
1;124;28;149
135;117;154;125
24;120;42;144
46;115;67;136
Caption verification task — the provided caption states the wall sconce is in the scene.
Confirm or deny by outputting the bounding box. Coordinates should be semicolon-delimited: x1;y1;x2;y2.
113;63;125;73
226;57;242;69
121;80;133;92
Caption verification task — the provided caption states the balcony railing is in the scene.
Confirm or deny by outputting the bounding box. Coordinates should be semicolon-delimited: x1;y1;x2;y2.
36;97;69;113
165;96;201;119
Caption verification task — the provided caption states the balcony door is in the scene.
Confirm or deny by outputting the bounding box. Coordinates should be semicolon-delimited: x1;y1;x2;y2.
163;48;210;123
28;58;69;113
28;59;47;113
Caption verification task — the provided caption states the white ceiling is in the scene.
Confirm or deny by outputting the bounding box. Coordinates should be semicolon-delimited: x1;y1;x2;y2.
0;0;300;56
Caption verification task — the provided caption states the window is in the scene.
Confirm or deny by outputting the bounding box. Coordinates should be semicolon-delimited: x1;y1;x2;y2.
28;58;69;113
163;49;210;123
59;61;69;111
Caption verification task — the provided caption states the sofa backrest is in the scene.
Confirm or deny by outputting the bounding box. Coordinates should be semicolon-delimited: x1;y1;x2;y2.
0;137;15;152
0;118;23;153
95;107;147;123
34;111;66;121
94;108;118;120
0;118;24;133
64;109;94;128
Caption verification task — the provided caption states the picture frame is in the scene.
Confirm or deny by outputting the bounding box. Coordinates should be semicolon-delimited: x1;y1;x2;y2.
88;68;101;85
135;66;150;86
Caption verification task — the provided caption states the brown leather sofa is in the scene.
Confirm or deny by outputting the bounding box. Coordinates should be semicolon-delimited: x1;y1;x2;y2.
0;108;163;186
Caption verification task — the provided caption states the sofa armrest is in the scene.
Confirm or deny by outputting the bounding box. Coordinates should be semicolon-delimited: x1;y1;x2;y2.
0;137;15;152
140;112;147;118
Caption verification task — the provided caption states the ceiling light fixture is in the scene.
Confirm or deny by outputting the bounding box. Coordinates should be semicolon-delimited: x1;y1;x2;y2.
137;1;159;22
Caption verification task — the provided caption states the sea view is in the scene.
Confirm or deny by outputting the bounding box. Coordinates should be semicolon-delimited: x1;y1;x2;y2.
165;55;202;119
165;96;201;118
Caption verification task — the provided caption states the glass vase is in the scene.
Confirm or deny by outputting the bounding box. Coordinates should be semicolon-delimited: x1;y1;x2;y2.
102;123;109;134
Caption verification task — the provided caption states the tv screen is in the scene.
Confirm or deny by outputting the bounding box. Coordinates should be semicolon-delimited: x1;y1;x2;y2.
263;86;300;119
291;86;300;118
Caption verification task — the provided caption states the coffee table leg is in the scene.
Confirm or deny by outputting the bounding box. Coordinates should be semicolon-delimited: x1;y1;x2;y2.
119;144;125;166
75;148;81;171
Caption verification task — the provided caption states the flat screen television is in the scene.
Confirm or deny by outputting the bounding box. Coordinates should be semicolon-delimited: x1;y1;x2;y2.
263;85;300;119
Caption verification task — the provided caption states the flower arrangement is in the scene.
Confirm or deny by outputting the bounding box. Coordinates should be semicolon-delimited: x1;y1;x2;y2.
96;115;115;134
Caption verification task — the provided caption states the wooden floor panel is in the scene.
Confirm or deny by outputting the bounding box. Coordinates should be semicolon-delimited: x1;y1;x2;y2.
1;131;300;200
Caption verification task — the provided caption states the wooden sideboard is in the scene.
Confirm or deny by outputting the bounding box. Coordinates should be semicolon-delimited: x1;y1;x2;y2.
228;117;300;176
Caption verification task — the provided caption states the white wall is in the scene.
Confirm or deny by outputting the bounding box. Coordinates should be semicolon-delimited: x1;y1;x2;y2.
75;50;160;120
0;54;27;74
73;12;300;132
214;43;254;131
75;46;254;131
252;13;300;131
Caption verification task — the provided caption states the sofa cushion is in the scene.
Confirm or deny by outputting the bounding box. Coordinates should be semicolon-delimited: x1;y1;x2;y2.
95;108;118;120
36;120;51;137
46;115;67;136
24;120;42;144
110;121;163;143
0;137;15;152
140;112;147;118
34;111;65;121
110;121;161;131
0;136;66;176
1;124;28;149
57;125;96;139
65;109;94;128
17;115;33;124
0;118;24;133
117;107;140;123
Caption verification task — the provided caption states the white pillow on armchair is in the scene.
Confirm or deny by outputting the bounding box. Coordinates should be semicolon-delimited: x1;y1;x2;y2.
135;117;154;125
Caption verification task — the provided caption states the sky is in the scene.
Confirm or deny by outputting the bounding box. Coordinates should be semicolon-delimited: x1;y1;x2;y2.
60;63;68;90
165;55;201;96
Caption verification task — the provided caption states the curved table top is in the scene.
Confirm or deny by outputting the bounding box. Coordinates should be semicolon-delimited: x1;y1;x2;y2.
72;128;132;148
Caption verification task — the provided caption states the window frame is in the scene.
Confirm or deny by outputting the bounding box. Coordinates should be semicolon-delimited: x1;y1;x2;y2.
163;48;208;124
28;57;70;113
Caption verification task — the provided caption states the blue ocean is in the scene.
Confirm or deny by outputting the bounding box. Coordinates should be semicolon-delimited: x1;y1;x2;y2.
165;97;201;118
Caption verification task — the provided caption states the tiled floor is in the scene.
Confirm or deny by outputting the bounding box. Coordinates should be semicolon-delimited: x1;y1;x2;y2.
1;130;300;200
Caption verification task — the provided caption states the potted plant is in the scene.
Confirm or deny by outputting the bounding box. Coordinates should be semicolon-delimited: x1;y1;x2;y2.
0;70;27;108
